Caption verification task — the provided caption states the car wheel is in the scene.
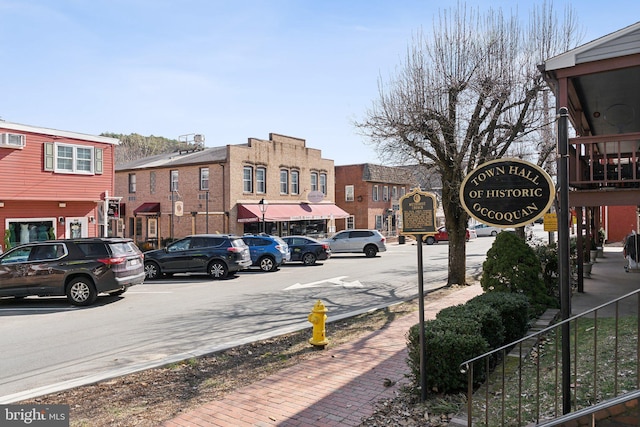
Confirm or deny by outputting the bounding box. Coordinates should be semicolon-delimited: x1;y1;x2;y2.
425;236;436;245
208;260;228;279
364;245;378;258
66;277;98;306
108;287;127;297
144;261;161;280
302;253;317;265
259;256;277;272
491;231;498;236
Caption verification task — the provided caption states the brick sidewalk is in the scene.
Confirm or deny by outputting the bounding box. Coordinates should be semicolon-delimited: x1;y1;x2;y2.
163;284;483;427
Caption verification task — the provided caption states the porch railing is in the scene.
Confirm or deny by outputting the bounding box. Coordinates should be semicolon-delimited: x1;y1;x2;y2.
459;288;640;426
570;133;640;188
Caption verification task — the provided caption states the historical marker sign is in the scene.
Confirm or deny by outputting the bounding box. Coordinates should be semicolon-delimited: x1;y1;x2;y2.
460;158;555;228
399;189;438;235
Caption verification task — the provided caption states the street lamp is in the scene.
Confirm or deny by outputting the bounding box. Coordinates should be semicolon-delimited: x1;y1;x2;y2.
258;198;268;234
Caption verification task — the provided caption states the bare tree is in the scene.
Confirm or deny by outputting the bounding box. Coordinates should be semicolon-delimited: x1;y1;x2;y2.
356;2;581;285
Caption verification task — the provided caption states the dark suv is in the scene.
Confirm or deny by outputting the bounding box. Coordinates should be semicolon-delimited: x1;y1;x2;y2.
0;238;145;306
143;234;251;280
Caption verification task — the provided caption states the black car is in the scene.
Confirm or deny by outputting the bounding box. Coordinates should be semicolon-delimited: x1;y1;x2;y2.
0;238;145;306
282;236;331;265
143;234;252;280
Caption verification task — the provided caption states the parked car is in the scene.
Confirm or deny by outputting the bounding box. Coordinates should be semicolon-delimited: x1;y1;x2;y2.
144;234;251;280
282;236;331;265
472;223;501;237
424;226;474;245
0;237;145;306
323;229;386;257
242;234;290;272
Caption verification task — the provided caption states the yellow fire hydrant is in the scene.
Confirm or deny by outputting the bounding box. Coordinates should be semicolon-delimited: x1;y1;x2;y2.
308;300;329;347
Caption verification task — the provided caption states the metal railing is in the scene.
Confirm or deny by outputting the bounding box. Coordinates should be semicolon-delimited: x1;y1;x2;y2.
459;288;640;426
570;133;640;188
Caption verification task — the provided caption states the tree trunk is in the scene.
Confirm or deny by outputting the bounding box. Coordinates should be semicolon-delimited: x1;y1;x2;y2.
441;171;469;286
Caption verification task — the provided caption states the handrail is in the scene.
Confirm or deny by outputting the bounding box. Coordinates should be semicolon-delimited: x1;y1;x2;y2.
461;287;640;367
459;287;640;426
534;390;640;426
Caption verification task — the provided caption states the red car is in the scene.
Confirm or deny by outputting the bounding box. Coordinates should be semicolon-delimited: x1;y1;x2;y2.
424;226;472;245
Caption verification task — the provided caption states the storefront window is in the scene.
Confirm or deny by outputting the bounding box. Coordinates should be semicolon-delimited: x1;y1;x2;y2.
6;219;55;246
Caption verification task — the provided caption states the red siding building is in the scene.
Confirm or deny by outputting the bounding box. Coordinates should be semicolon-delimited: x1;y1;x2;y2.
0;121;119;251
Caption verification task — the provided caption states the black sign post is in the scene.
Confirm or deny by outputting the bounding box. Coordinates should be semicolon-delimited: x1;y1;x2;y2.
399;189;437;401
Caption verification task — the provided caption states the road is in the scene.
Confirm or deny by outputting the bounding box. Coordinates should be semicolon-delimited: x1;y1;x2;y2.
0;235;506;402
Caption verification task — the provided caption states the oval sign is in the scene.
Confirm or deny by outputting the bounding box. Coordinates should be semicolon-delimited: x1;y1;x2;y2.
460;158;555;228
307;190;324;203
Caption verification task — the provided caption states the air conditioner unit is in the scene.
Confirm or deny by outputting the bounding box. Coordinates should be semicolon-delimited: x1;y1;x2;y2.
0;133;26;149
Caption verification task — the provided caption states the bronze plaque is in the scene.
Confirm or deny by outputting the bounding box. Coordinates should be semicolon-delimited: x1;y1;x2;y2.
399;189;437;234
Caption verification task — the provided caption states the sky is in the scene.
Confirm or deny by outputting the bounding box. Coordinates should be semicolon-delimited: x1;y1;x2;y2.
1;1;639;166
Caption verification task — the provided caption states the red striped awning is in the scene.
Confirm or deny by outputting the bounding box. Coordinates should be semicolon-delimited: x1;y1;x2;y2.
237;203;350;223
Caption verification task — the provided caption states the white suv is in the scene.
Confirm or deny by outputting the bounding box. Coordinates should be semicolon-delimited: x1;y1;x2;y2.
324;229;387;257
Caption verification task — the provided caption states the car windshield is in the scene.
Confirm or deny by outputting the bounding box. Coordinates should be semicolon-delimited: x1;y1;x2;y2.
109;242;139;256
230;238;246;248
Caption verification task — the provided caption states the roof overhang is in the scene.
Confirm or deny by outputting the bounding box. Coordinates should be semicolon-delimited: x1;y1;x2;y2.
133;202;161;216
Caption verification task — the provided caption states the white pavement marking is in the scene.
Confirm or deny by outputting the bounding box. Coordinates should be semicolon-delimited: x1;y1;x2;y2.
284;276;363;290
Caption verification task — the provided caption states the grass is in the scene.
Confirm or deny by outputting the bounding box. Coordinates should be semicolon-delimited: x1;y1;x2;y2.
469;316;639;426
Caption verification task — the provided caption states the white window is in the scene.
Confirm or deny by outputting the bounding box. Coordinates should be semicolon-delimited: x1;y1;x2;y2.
372;185;379;202
170;170;179;191
392;187;397;199
280;170;288;194
256;167;266;194
55;143;94;174
310;172;318;192
320;173;327;195
345;185;354;201
346;216;355;229
200;167;209;191
375;215;383;230
150;171;156;194
128;174;136;193
383;186;389;201
243;166;253;193
400;187;406;197
291;171;299;195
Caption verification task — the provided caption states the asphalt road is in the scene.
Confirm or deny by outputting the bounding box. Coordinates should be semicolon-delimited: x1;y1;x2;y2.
0;235;505;403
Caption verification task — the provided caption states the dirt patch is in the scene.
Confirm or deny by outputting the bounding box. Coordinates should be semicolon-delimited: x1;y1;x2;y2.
19;286;462;426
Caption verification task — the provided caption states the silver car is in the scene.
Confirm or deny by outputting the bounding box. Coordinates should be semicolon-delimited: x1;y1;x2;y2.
471;223;500;237
323;229;387;257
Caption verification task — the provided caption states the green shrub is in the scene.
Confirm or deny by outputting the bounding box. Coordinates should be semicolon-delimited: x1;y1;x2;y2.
467;292;530;344
481;231;556;315
407;319;489;394
532;242;559;300
436;303;505;349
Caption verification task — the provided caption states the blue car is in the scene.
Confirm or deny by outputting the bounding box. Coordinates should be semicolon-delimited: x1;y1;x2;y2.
241;234;290;272
282;236;331;265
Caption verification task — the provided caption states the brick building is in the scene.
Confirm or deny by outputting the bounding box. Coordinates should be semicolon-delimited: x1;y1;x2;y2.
114;133;349;246
334;164;419;235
